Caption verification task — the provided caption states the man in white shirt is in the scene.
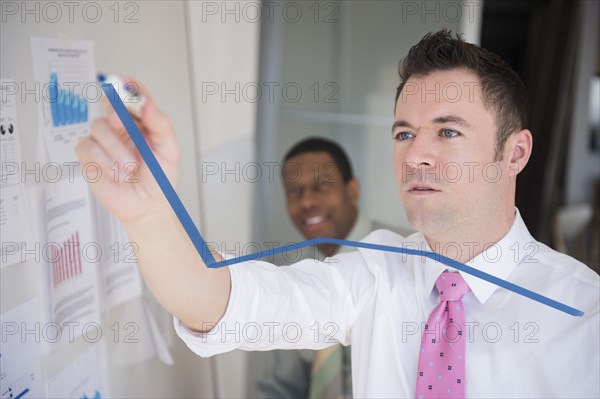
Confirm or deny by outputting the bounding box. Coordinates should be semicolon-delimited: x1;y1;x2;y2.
77;30;599;398
255;137;371;398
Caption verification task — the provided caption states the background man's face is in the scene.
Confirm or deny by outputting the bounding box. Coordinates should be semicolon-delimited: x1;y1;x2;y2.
392;68;513;239
283;151;358;240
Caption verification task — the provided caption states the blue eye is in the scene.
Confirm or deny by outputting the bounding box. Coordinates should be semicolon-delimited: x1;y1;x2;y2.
395;132;415;141
441;129;459;138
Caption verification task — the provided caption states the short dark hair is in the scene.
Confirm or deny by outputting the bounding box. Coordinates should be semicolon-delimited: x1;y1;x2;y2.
395;30;528;160
283;137;354;183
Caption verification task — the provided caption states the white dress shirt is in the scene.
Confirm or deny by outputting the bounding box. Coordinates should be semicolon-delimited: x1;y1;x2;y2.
175;211;600;398
254;213;373;398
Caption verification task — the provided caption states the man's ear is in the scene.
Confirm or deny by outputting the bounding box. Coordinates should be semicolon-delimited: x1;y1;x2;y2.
505;129;533;177
346;177;360;205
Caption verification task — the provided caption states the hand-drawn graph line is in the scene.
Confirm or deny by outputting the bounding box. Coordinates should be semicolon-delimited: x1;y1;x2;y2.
101;83;584;317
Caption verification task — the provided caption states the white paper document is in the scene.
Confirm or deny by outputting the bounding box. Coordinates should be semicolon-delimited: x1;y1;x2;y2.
45;177;101;338
94;202;143;310
46;341;111;399
0;79;29;269
0;299;44;399
31;37;97;163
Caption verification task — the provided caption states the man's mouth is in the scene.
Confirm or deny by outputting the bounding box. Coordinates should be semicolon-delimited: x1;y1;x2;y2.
408;185;441;193
303;215;327;228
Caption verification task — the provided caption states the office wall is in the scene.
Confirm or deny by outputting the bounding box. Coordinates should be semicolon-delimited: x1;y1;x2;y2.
257;0;479;259
185;1;260;397
0;1;217;397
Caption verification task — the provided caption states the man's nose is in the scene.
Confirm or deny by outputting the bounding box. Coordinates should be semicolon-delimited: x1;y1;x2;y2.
299;189;319;209
403;133;437;168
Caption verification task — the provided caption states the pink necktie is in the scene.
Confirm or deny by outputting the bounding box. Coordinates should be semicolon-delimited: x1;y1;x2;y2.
415;272;470;399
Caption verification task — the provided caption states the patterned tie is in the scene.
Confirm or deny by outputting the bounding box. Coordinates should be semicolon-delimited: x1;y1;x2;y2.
415;272;470;399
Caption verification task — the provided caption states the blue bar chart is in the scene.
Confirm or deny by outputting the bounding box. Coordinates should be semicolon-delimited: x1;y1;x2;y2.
48;73;88;127
81;390;102;399
0;372;33;399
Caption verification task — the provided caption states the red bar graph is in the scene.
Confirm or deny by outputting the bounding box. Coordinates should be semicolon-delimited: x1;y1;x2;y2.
51;231;82;287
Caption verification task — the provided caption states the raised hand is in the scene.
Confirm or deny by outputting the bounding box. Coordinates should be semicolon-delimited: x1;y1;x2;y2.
76;77;179;225
77;77;230;330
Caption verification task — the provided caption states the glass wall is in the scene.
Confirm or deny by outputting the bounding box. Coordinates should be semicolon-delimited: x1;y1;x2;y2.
256;0;467;246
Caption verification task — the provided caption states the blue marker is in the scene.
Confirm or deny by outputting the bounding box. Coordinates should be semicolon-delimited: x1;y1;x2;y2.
98;74;146;117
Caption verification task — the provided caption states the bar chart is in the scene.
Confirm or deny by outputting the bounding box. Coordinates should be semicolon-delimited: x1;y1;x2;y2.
48;72;88;127
1;373;31;399
51;231;83;287
81;390;102;399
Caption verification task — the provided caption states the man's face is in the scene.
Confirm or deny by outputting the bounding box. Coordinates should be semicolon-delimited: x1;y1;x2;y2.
283;151;359;240
392;68;514;239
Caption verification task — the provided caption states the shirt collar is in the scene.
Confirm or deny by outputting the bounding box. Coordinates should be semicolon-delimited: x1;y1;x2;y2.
419;209;534;304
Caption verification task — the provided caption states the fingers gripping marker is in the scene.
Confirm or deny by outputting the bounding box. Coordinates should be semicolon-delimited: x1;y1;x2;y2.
102;83;217;265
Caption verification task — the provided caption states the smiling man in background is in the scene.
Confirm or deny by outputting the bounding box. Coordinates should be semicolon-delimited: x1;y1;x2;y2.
256;138;371;399
280;138;366;259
